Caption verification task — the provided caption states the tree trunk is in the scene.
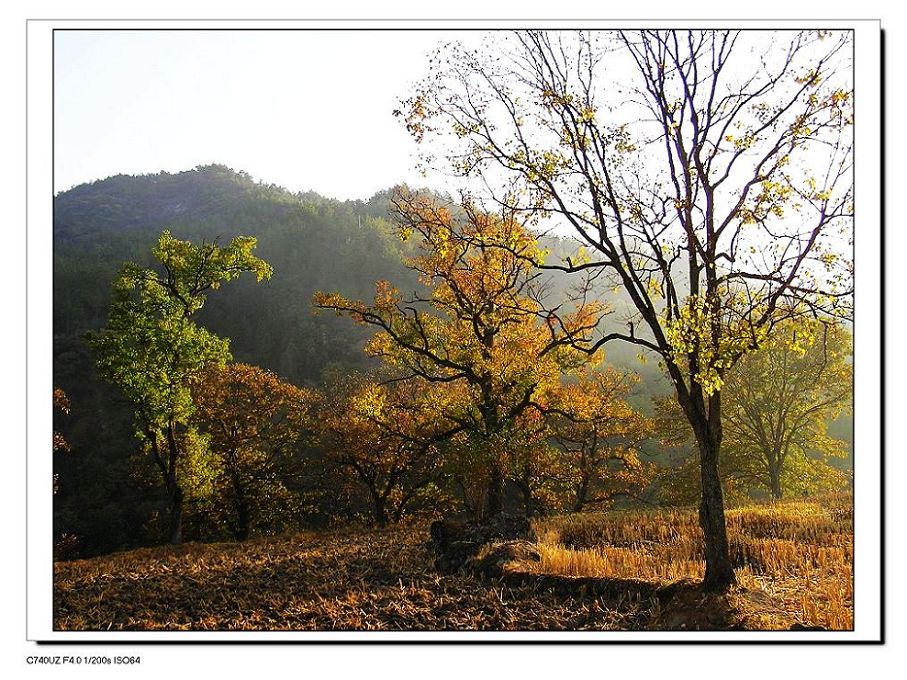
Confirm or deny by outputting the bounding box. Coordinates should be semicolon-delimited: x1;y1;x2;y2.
769;469;783;500
164;421;183;545
573;472;590;513
375;502;388;528
697;434;736;591
485;463;504;518
519;482;533;518
229;470;251;541
168;485;184;545
371;491;388;528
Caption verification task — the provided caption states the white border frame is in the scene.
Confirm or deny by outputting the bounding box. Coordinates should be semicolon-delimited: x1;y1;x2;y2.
27;18;883;642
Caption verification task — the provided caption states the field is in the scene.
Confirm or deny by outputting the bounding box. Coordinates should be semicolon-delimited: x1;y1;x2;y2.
533;494;853;630
53;495;852;632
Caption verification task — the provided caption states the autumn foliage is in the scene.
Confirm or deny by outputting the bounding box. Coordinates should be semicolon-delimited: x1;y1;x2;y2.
190;363;313;540
546;370;655;512
54;29;858;634
313;375;458;527
316;191;616;518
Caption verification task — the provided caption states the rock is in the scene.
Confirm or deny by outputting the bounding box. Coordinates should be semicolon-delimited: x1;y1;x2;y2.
467;540;541;579
428;514;534;574
789;622;827;631
434;540;483;574
469;513;533;544
429;518;466;547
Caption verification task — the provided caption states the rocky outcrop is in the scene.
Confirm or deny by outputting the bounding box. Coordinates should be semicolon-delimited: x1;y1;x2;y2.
428;514;534;574
468;540;541;579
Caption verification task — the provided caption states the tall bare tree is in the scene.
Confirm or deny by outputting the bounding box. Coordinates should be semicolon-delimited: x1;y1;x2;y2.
398;29;853;589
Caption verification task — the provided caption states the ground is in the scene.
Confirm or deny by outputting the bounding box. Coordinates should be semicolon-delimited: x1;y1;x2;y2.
53;495;852;631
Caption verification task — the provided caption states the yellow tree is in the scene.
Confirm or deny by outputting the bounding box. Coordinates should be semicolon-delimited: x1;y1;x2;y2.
546;370;655;512
190;363;313;540
315;191;606;518
399;30;853;589
314;375;462;527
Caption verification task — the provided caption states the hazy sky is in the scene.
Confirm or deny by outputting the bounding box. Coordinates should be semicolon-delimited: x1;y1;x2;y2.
54;30;460;200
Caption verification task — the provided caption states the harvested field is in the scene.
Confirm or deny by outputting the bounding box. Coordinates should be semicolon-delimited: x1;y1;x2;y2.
53;525;648;631
54;495;852;631
532;495;853;630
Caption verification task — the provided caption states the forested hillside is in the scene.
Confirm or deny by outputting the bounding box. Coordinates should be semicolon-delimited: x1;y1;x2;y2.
54;166;431;554
55;165;422;380
52;165;617;554
52;164;851;558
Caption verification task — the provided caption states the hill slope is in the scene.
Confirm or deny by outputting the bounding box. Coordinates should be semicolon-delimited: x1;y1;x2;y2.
54;164;419;380
53;166;423;556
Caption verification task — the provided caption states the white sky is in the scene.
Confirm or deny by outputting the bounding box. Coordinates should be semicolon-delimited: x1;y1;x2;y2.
54;30;464;200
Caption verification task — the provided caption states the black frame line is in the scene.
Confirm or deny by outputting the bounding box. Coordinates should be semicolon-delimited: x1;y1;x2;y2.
34;20;884;645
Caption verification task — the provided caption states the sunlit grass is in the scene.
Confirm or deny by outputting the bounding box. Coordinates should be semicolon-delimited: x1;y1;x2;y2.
531;494;853;629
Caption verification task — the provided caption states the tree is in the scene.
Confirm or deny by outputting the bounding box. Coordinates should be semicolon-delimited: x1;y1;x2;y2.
89;231;272;544
315;191;606;518
53;388;71;454
190;363;312;540
500;408;564;517
657;318;851;501
547;370;655;512
314;374;459;527
398;29;853;589
53;388;71;495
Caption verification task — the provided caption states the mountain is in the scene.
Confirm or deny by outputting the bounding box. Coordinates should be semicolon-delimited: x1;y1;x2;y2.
53;165;429;555
51;164;851;557
54;164;424;381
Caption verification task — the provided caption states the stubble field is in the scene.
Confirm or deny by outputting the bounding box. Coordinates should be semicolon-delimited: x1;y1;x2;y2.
54;495;852;632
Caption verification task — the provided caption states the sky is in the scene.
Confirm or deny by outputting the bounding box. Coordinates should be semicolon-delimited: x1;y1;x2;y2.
53;30;461;200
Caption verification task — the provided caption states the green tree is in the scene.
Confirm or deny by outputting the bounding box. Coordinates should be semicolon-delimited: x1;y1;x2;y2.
657;319;852;501
88;231;272;544
399;30;853;589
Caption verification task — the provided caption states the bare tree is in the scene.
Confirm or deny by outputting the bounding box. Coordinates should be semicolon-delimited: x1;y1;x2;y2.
398;29;853;590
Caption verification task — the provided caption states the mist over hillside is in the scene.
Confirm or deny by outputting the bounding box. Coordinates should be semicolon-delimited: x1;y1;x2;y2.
52;164;850;556
54;164;671;383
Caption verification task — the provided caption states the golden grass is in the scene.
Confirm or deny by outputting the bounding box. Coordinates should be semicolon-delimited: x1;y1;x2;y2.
531;494;853;630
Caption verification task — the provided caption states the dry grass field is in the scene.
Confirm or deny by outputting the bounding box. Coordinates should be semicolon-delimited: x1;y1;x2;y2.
54;495;852;632
532;494;853;630
53;525;649;631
